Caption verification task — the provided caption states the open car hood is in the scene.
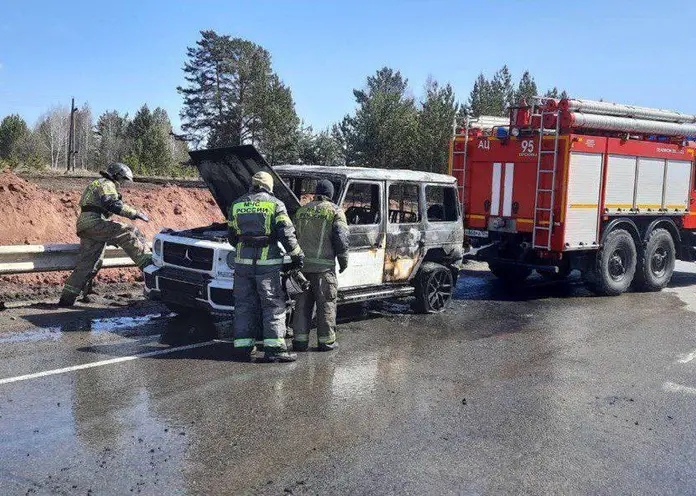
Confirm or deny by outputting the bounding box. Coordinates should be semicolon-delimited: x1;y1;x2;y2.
189;145;301;218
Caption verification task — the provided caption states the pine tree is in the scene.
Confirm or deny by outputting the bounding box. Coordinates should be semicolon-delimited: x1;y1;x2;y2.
297;125;344;166
95;110;129;168
337;67;418;169
177;30;300;157
260;76;300;165
416;78;458;174
0;114;29;161
489;65;514;116
466;73;491;117
515;71;538;105
544;87;568;99
124;105;175;175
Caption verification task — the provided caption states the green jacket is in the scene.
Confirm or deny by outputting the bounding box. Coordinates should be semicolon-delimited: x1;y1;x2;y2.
294;196;349;273
76;178;138;232
227;188;302;266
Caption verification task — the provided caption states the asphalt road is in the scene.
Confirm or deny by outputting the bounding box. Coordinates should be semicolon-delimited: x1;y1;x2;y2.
2;263;696;495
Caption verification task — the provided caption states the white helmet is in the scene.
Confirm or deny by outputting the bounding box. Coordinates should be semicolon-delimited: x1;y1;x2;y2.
105;162;134;183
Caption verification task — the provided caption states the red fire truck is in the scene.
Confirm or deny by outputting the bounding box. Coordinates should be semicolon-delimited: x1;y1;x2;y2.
449;98;696;296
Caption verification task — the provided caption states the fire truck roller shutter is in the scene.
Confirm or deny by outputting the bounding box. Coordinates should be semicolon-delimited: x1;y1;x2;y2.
605;156;691;214
636;158;665;211
664;160;691;212
564;152;603;248
605;155;637;213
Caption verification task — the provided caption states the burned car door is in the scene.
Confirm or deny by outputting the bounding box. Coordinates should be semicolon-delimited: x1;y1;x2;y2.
384;181;425;282
423;184;464;261
337;180;385;289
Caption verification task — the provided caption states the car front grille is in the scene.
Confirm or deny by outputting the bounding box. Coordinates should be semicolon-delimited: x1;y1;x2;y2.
162;242;214;271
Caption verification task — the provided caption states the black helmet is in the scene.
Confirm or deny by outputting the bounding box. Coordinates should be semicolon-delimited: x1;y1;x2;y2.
103;162;134;183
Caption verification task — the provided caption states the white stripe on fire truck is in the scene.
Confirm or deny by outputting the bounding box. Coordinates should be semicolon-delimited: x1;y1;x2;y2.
491;163;501;216
503;162;514;217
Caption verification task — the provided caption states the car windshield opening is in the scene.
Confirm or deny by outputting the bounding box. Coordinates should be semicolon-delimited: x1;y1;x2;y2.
278;175;341;205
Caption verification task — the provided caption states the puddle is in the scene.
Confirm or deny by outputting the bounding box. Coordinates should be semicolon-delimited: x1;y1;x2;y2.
60;313;174;334
0;313;174;344
665;263;696;313
0;328;62;344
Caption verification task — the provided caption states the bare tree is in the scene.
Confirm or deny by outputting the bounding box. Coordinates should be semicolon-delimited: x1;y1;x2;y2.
74;103;95;170
36;106;69;169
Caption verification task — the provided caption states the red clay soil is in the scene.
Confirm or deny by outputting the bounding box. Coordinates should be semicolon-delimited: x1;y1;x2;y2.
0;169;223;290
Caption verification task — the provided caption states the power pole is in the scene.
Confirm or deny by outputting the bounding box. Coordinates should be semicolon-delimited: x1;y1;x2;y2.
66;97;77;172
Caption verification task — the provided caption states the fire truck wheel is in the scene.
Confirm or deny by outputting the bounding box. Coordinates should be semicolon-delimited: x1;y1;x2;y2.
488;262;532;285
635;228;675;292
413;262;454;314
585;229;637;296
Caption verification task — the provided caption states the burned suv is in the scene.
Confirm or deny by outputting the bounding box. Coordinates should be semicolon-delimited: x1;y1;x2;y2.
144;146;464;314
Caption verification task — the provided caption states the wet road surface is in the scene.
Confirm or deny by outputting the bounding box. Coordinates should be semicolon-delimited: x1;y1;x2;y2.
2;263;696;494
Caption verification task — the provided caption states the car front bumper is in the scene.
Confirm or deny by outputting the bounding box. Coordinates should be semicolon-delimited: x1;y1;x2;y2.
144;265;235;313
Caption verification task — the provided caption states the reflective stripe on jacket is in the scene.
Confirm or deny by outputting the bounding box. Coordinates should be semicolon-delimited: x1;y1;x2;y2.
76;178;138;232
227;189;301;266
294;196;349;273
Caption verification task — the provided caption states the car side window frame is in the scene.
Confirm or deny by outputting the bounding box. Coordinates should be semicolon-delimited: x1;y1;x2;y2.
339;180;383;227
387;181;422;225
425;183;461;223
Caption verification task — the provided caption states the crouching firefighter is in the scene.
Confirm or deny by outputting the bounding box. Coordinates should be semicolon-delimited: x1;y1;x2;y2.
228;171;304;363
58;163;151;307
292;180;349;351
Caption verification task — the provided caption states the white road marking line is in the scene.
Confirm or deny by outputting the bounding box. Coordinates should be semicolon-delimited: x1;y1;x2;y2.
677;350;696;364
663;381;696;395
0;340;217;386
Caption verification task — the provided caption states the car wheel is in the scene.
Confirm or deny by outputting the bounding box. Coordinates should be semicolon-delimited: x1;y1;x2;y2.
634;228;675;292
584;228;637;296
413;262;454;314
488;262;532;285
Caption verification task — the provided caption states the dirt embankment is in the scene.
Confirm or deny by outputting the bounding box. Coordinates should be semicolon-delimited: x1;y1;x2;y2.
0;169;223;294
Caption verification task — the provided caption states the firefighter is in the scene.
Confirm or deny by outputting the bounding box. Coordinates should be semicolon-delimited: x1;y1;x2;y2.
58;162;151;307
292;179;349;351
228;171;304;363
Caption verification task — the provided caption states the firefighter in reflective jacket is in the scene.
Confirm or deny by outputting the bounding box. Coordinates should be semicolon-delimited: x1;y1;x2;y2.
58;162;151;307
292;180;349;351
228;171;304;363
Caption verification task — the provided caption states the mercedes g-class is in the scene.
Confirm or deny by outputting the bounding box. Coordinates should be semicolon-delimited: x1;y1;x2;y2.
143;146;464;315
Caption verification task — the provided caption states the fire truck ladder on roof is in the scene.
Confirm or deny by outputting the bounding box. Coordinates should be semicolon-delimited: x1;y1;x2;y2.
450;116;470;213
532;108;561;250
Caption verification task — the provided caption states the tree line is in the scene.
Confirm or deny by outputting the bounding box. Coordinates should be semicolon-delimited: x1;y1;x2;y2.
0;104;190;176
0;29;567;176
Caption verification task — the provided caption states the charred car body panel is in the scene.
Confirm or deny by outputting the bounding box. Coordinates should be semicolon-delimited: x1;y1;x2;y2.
144;146;464;314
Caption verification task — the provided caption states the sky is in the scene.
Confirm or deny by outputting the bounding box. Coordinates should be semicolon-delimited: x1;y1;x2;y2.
1;0;695;132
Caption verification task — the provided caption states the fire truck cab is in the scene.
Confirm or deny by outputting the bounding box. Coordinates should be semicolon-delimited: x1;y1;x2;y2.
450;98;696;296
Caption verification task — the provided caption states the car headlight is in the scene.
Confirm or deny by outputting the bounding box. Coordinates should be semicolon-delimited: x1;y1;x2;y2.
153;239;162;256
